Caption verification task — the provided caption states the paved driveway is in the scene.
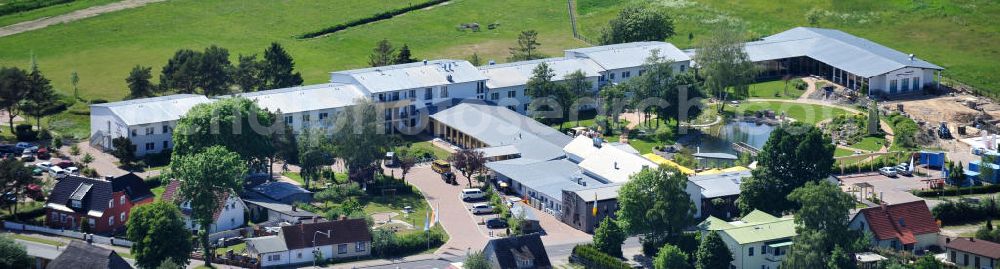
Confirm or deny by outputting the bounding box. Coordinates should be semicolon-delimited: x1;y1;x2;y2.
405;166;489;256
838;172;940;207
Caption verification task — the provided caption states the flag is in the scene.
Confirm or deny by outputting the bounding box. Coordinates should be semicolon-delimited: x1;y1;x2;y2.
592;193;598;216
433;203;440;227
423;210;430;232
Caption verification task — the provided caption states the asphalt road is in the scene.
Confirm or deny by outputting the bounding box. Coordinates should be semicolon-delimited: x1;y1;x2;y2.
360;237;644;268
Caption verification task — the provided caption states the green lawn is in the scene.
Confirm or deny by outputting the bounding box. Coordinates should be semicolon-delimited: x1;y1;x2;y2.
282;171;304;185
724;101;854;125
409;141;450;160
0;0;120;27
215;242;246;255
362;191;431;235
150;185;166;200
834;147;855;157
850;136;886;152
748;79;805;100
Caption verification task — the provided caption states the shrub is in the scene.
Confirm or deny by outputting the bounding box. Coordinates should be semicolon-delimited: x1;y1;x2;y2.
144;174;164;189
14;124;37;141
571;244;631;269
371;227;446;258
932;200;999;225
0;0;73;16
914;184;1000;197
89;99;108;104
793;79;808;90
69;144;80;156
81;167;99;178
314;183;364;203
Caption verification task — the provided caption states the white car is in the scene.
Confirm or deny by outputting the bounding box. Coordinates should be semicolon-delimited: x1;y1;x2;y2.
879;167;897;177
35;161;52;169
48;166;68;179
65;167;79;175
460;189;486;201
470;203;494;214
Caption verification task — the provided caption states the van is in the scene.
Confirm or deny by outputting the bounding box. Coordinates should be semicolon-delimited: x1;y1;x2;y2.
383;152;397;167
49;166;67;179
460;188;486;201
431;160;451;174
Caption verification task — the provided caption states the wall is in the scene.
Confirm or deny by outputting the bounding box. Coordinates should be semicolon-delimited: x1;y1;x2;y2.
685;181;705;218
560;190;618;234
180;195;246;234
4;221;133;247
948;248;997;269
125;120;176;156
873;67;936;96
88;106;128;151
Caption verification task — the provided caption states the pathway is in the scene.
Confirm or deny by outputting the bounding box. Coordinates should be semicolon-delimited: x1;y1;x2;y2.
0;0;167;38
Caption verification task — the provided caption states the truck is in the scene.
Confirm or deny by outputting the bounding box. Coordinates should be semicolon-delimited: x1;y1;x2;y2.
938;121;952;139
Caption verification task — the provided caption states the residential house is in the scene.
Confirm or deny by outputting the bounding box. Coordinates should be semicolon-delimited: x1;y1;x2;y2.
89;94;213;156
699;210;797;269
560;183;621;233
686;170;751;219
161;180;246;234
245;218;372;267
478;57;604;114
244;191;320;223
330;59;488;133
945;237;1000;269
849;201;940;252
46;240;132;269
230;83;366;132
563;41;691;85
482;233;552;269
45;174;153;234
249;181;313;204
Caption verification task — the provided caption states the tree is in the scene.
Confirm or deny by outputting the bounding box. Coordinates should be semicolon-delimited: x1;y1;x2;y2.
911;255;944;269
0;235;32;269
23;57;59;128
169;146;246;267
449;149;486;187
593;217;626;257
196;45;232;96
694;25;755;110
0;67;29;133
599;83;627;133
617;167;694;251
787;181;855;251
653;243;689;269
156;258;184;269
396;147;418;181
0;158;35;216
558;70;590;127
781;230;827;268
464;250;490;269
330;99;397;183
599;5;675;45
508;30;543;61
695;231;732;269
299;149;326;189
110;137;137;167
172;97;275;171
126;65;156;99
525;62;566;125
738;123;835;216
82;153;94;168
234;54;265;92
826;246;856;269
70;71;79;100
468;52;482;66
261;42;303;89
369;39;396;67
394;44;417;64
126;201;192;269
159;49;201;94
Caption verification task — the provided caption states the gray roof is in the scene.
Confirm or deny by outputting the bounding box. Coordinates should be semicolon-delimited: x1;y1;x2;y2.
688;171;752;199
251;181;312;201
331;59;486;93
693;152;738;160
477;145;520;158
565;41;691;70
743;27;943;77
570;183;622;202
230;83;365;114
487;158;604;201
243;194;320;218
246;235;288;254
510;204;539;221
91;94;213;126
46;241;132;269
431;102;571;161
479;57;604;89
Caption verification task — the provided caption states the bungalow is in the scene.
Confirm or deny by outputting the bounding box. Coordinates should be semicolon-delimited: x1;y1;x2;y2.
848;201;940;252
699;210;797;269
945;237;1000;269
45;240;132;269
245;218;371;267
89;94;213;156
482;233;552;269
45;174;153;234
161;180;246;234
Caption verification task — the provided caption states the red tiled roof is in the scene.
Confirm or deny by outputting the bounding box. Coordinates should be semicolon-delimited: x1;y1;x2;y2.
858;201;940;243
161;180;230;221
947;237;1000;259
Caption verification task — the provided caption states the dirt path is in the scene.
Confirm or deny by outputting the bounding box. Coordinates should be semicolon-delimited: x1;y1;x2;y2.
798;77;821;101
0;0;166;38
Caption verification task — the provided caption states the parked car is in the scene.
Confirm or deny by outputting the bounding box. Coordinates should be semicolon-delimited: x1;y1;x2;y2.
879;167;897;177
895;163;912;176
36;148;50;160
14;142;33;151
485;218;508;229
0;144;18;154
49;166;67;179
31;168;43;176
65;167;79;175
461;188;486;201
383;152;397;167
56;160;73;169
35;161;52;170
470;203;494;214
441;171;457;185
20;153;35;162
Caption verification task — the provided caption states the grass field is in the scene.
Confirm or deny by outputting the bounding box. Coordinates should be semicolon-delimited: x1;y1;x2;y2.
748;79;805;100
0;0;120;27
834;147;855;157
850;136;886;152
725;101;854;125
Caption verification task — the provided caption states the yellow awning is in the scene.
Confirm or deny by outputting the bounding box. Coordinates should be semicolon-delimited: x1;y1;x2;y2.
642;153;696;175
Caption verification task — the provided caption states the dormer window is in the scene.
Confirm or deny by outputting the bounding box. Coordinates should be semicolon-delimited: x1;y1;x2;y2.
109;199;113;208
71;199;81;208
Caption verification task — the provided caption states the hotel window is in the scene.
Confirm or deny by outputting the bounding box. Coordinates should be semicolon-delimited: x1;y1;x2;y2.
145;143;154;151
319;112;328;120
507;91;516;98
109;199;113;208
748;247;754;256
902;78;910;91
284;116;293;124
761;245;767;255
424;88;433;100
338;244;348;254
599;75;606;82
145;127;154;135
297;252;302;259
913;77;921;90
491;92;499;100
440;87;449;98
889;80;898;93
356;241;366;252
609;73;616;80
163;141;169;149
302;114;310;122
162;125;170;133
623;71;630;78
638;70;644;76
409;89;417;100
680;65;687;72
60;213;66;223
120;212;126;222
131;129;137;137
88;218;95;227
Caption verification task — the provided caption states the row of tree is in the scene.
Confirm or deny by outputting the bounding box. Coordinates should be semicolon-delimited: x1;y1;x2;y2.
0;57;61;132
368;39;418;67
128;42;304;99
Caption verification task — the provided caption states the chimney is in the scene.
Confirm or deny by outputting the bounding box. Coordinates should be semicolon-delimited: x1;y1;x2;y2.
423;59;428;65
327;230;331;238
291;204;297;212
104;175;114;181
909;54;915;61
614;162;619;170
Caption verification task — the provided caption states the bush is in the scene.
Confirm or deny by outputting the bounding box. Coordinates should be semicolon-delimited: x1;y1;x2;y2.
81;167;99;178
793;79;808;90
0;0;73;16
89;99;108;104
571;244;631;269
314;183;364;203
914;184;1000;197
144;174;164;189
371;227;446;258
887;114;918;148
932;200;999;225
14;124;37;141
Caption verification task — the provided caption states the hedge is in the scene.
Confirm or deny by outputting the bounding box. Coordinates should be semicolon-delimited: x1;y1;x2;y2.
297;0;449;39
914;184;1000;197
571;244;631;269
932;200;999;225
0;0;74;17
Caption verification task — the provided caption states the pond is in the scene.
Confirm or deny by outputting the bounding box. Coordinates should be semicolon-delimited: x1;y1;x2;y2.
680;121;776;155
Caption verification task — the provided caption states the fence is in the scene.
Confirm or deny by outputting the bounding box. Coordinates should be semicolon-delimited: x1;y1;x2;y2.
208;227;253;243
2;221;133;248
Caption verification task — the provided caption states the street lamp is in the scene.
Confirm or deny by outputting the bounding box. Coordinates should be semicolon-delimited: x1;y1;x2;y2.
313;230;331;268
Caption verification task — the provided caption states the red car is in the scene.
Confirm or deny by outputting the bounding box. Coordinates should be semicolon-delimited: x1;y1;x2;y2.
56;160;74;168
36;148;50;160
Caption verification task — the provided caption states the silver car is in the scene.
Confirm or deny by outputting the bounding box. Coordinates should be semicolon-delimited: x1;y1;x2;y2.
879;167;897;177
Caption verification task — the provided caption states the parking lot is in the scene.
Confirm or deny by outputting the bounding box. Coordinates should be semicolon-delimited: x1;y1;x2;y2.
837;171;941;207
